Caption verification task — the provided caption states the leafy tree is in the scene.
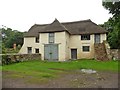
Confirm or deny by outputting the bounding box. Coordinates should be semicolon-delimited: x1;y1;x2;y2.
102;1;120;49
5;31;24;48
1;27;24;48
2;43;6;54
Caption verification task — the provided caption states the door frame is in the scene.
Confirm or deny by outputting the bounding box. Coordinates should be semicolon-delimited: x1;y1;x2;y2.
44;44;58;61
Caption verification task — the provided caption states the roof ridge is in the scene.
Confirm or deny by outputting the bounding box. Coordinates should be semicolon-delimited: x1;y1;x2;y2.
62;19;91;24
34;24;48;26
47;18;67;30
25;19;107;37
34;19;91;26
53;19;68;30
60;23;68;30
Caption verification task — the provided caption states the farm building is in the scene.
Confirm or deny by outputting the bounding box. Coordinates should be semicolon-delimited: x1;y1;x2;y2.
19;19;108;61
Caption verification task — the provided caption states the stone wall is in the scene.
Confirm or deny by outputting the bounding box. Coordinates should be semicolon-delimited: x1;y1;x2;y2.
110;49;120;60
103;41;112;60
94;43;109;61
1;53;41;65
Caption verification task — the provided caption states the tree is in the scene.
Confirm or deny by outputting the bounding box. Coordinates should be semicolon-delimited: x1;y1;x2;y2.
102;1;120;49
5;31;24;48
1;27;24;48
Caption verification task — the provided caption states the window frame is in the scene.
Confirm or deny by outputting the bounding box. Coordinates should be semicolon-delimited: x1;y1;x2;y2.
82;46;90;52
49;33;54;43
35;48;39;53
81;34;90;40
27;47;32;54
35;37;39;43
94;34;100;43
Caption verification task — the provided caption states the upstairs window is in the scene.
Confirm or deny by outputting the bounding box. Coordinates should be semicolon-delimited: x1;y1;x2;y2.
27;47;32;54
49;33;54;43
81;34;90;40
36;37;39;43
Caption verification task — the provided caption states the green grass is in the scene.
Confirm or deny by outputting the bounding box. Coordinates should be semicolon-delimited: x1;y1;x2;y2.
2;59;119;84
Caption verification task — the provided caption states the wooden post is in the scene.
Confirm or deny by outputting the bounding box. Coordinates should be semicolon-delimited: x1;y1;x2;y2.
13;43;16;50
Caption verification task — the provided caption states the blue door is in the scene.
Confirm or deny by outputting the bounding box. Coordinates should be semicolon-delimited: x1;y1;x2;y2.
44;44;58;61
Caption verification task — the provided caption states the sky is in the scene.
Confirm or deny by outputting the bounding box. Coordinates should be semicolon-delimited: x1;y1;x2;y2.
0;0;112;32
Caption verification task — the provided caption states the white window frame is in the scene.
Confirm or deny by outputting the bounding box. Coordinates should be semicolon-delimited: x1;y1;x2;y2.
27;47;32;54
35;48;39;53
49;33;54;43
82;46;90;52
81;34;90;40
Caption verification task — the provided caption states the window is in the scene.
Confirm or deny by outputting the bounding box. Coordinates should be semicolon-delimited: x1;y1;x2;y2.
35;37;39;43
82;46;90;52
81;34;90;40
27;47;32;54
94;34;100;43
35;48;39;53
49;33;54;43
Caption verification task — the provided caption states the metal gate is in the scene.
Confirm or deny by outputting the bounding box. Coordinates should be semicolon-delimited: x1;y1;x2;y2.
44;44;58;61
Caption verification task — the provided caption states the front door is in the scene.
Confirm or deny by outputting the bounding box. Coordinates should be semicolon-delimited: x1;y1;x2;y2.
95;34;100;43
44;44;58;61
71;49;77;60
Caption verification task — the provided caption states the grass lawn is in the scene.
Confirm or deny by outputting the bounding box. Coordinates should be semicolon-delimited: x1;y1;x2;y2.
2;59;119;84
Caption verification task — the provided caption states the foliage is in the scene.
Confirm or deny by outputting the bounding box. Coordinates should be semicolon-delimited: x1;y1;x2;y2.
102;1;120;18
0;30;2;54
1;27;24;50
102;1;120;49
2;43;6;54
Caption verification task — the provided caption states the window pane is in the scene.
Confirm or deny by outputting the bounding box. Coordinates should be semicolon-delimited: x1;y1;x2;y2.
49;33;54;43
49;37;54;43
81;34;90;40
27;47;32;54
83;46;90;52
95;34;100;43
49;33;54;37
36;37;39;43
35;49;39;53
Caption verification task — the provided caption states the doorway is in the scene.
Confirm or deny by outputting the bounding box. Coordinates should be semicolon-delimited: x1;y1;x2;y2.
44;44;58;61
71;49;77;59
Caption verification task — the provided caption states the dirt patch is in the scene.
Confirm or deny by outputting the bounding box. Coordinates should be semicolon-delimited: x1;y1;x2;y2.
2;70;119;88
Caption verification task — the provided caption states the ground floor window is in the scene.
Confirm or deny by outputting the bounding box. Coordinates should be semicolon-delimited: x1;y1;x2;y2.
27;47;32;54
35;48;39;53
82;46;90;52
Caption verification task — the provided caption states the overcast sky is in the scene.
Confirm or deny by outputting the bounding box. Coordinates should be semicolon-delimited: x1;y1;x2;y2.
0;0;112;32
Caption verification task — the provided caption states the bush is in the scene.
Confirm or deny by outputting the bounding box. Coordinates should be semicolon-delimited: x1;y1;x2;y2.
2;55;12;65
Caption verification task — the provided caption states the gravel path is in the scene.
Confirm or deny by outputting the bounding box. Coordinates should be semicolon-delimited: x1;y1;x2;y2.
2;71;119;88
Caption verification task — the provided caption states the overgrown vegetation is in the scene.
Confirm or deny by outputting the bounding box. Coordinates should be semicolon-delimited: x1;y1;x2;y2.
1;27;25;54
102;1;120;49
2;60;119;83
